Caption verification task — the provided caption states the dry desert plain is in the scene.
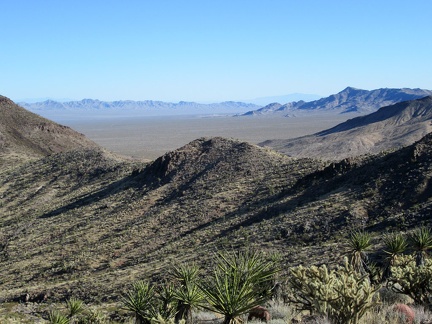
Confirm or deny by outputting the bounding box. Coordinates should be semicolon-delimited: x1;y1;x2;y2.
59;112;359;160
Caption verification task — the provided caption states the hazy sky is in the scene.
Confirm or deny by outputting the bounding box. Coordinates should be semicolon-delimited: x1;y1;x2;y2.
2;1;431;102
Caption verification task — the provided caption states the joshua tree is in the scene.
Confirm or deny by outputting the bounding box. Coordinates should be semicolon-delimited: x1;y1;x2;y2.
381;232;407;281
199;249;279;324
408;226;432;267
347;230;372;275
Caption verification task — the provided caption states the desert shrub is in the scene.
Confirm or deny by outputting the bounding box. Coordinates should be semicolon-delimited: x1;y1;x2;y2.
286;258;380;324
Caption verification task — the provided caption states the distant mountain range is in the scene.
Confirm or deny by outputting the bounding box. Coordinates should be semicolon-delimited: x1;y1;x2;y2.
18;99;261;118
243;93;321;106
243;87;432;116
17;87;432;119
260;96;432;160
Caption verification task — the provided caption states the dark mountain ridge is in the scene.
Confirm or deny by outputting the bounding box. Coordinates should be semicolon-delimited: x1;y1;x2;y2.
261;96;432;160
243;87;432;115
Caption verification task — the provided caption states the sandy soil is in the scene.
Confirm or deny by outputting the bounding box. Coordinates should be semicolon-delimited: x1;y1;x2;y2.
60;113;358;161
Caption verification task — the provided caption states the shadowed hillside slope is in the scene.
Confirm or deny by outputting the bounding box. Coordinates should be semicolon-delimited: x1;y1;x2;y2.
0;96;100;167
261;96;432;160
1;133;432;303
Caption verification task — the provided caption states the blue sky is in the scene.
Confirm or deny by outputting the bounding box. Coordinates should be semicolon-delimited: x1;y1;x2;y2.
1;0;431;102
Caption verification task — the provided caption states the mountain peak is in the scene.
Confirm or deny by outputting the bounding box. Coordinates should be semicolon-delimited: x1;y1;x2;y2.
341;86;361;92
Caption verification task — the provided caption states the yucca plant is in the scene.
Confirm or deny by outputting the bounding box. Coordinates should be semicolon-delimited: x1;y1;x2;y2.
173;282;204;323
170;263;204;323
347;230;372;275
123;280;157;324
156;282;178;323
199;249;279;324
381;232;407;281
48;310;69;324
66;297;85;318
408;226;432;267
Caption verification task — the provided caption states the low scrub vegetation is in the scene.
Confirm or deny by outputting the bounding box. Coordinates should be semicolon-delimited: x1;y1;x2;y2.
3;229;432;323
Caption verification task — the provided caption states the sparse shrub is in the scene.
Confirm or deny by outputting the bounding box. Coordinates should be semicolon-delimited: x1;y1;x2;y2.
78;308;107;323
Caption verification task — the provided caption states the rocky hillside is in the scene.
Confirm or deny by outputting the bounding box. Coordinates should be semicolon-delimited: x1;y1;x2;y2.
0;96;100;167
261;96;432;160
1;131;432;303
244;87;432;115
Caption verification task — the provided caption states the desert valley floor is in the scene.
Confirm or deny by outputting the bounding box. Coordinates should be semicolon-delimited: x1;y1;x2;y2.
59;113;358;160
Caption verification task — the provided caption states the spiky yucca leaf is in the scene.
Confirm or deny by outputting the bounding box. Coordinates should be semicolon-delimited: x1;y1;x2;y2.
347;230;372;275
408;227;432;267
48;310;69;324
382;232;408;280
66;297;85;318
122;281;156;324
170;263;200;284
170;264;204;323
199;250;279;324
384;232;408;257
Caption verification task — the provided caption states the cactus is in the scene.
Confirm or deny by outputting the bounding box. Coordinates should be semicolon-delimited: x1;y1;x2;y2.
388;254;432;306
286;258;379;324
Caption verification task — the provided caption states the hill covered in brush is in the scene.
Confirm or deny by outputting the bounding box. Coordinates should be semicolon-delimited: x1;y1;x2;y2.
0;95;100;167
1;131;432;303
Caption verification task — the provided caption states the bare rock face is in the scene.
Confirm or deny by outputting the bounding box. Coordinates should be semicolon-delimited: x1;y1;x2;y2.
0;95;100;166
393;304;415;324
